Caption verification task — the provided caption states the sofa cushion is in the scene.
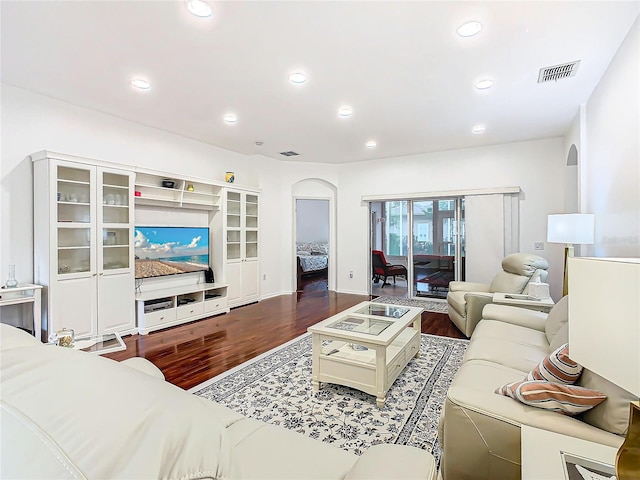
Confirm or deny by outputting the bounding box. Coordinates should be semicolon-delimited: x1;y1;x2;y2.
0;324;42;350
463;320;549;373
544;296;569;345
495;380;606;415
526;343;582;384
447;290;467;316
228;420;357;479
489;271;529;294
1;345;240;480
345;444;437;480
549;323;569;352
578;369;638;436
501;253;549;277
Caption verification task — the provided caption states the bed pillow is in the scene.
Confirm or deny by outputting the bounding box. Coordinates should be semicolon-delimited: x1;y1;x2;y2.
527;343;582;384
495;380;606;415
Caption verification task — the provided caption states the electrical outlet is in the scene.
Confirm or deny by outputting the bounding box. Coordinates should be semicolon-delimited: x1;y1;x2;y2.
349;270;353;279
534;242;544;251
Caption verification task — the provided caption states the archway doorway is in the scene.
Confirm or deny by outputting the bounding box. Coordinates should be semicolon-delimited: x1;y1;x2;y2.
292;179;337;293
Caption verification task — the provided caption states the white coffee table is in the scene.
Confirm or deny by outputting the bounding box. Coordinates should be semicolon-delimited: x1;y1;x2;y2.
307;301;423;408
73;333;126;354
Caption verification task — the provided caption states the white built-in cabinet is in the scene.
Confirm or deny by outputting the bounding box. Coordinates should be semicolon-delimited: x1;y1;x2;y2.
225;189;259;307
32;152;135;341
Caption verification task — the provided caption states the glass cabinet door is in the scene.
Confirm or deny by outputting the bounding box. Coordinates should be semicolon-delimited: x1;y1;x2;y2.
245;194;258;259
226;191;241;260
99;170;132;272
56;165;94;275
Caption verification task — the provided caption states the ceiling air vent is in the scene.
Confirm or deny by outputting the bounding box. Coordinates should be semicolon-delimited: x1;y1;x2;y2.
538;60;580;83
280;151;300;157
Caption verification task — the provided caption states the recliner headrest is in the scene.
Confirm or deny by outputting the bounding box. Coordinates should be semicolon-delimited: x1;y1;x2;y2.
501;253;549;276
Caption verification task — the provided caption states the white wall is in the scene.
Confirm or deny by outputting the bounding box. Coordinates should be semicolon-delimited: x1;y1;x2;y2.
332;139;567;297
0;84;581;302
0;84;254;289
582;17;640;257
296;200;329;243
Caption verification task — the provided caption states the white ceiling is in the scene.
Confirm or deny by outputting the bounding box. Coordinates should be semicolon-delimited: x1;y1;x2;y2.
2;1;638;164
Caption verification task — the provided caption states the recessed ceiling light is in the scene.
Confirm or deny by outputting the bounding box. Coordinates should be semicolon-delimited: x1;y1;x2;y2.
472;124;486;134
131;78;151;90
223;114;238;124
186;0;212;17
475;79;494;90
288;72;307;84
338;106;353;117
366;140;377;149
457;21;482;38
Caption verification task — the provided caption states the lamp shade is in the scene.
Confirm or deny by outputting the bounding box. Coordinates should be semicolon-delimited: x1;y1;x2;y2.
568;257;640;397
547;214;595;244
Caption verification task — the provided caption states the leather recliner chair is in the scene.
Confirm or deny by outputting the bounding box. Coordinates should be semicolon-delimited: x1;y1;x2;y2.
446;253;549;337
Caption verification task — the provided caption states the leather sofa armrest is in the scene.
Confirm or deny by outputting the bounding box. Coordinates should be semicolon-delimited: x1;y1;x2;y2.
120;357;165;380
464;292;495;336
449;281;491;292
345;444;437;480
482;304;548;332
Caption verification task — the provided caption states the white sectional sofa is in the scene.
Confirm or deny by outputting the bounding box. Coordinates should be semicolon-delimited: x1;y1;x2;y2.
0;324;436;480
438;296;636;480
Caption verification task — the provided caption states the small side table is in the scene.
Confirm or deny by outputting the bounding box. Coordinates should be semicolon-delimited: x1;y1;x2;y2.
493;292;555;313
0;284;43;341
521;425;619;479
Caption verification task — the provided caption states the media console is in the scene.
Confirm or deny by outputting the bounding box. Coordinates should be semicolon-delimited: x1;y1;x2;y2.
135;283;229;335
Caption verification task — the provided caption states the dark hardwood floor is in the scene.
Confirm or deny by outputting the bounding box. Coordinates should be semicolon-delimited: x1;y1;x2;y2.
105;275;464;390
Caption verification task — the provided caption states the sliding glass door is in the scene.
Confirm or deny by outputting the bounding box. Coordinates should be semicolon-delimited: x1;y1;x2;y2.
370;197;465;299
411;198;465;298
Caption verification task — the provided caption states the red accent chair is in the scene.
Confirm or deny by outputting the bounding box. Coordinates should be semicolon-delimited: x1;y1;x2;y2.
372;250;408;287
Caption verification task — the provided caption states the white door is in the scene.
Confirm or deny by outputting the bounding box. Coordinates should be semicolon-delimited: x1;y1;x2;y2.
98;273;134;333
51;277;97;338
242;260;259;300
226;261;243;306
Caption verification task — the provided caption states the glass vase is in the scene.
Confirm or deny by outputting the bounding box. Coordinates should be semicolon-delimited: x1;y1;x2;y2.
5;264;18;288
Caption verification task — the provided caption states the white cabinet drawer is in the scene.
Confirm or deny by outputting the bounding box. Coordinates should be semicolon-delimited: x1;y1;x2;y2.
405;335;420;362
142;308;177;328
176;302;204;320
204;297;227;313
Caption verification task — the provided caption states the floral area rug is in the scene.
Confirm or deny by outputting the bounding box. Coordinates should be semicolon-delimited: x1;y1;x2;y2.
192;332;468;468
374;295;449;313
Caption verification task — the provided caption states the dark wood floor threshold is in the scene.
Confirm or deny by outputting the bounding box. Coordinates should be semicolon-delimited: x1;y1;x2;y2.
106;279;463;390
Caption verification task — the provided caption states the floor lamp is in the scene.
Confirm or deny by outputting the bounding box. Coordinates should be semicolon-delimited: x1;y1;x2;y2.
547;214;594;296
568;257;639;479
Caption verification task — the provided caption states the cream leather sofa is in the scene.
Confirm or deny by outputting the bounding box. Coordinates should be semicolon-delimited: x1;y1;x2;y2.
438;296;636;480
0;324;436;480
447;253;549;337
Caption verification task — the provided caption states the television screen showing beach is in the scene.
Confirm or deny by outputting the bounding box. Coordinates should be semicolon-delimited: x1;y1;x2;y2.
134;226;209;279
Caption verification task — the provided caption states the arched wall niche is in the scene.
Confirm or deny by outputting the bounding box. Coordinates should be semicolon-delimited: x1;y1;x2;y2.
565;143;579;213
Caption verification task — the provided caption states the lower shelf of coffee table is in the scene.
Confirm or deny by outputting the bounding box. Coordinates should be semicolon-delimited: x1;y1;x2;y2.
317;328;420;402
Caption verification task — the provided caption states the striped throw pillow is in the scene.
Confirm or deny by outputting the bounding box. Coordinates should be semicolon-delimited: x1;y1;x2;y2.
495;380;607;415
527;343;582;384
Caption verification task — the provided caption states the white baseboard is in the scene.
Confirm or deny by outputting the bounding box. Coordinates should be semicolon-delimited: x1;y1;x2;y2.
336;288;369;296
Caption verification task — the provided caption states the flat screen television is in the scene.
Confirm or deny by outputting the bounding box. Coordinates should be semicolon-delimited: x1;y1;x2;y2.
134;226;209;279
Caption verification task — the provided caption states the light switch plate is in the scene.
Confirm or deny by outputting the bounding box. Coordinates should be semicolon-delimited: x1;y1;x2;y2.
534;242;544;251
